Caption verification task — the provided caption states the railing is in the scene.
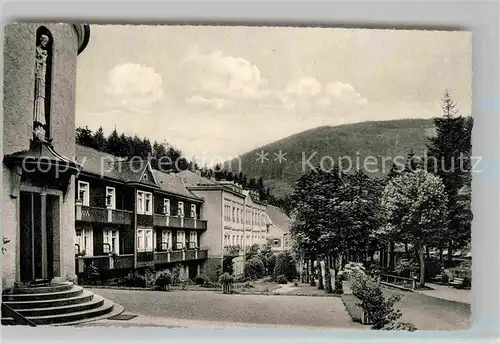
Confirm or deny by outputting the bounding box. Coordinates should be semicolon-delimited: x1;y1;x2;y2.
169;216;182;228
75;205;132;225
185;250;196;260
170;250;183;262
153;214;207;230
154;251;170;264
84;255;111;271
184;218;195;229
198;249;208;259
196;220;207;230
137;251;154;266
379;274;416;290
113;254;134;269
1;303;37;327
111;209;133;225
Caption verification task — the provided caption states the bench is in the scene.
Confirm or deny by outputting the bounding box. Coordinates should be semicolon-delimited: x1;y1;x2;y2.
449;277;464;288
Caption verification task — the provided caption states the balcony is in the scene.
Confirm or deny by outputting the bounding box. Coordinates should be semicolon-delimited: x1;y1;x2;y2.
75;253;134;274
137;250;154;267
75;205;132;225
153;214;207;230
153;249;209;265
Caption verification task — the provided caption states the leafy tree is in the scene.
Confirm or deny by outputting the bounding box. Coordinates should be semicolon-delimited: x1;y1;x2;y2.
381;169;449;287
426;89;473;263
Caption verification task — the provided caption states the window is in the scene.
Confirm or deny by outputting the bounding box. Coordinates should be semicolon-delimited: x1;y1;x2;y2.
103;229;119;254
163;198;170;215
137;192;144;213
232;207;235;222
145;193;152;215
177;230;185;249
189;231;197;248
178;201;184;217
161;230;172;250
136;191;152;215
76;228;93;256
274;239;279;247
190;204;196;218
137;228;153;251
77;181;90;206
105;187;116;209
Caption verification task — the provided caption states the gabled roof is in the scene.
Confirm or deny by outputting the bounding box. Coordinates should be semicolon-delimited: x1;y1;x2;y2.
177;170;217;186
113;159;159;188
152;169;203;202
266;204;291;234
75;144;123;181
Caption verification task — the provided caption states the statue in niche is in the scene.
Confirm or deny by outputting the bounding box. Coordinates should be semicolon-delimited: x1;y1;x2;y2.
33;34;49;141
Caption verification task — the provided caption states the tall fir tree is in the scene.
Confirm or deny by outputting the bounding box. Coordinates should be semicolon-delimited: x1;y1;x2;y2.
426;89;473;263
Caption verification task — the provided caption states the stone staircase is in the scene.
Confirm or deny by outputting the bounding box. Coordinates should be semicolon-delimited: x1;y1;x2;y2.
1;282;123;326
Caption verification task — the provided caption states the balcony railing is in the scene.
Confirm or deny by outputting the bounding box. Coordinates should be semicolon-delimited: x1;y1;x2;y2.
75;205;133;225
113;254;134;270
75;254;135;274
137;250;154;267
153;214;207;230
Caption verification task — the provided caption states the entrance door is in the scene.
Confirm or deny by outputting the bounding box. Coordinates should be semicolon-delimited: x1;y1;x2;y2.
19;191;54;282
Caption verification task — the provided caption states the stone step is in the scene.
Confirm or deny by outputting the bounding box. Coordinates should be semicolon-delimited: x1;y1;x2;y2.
8;282;74;295
2;286;83;302
4;289;95;310
1;299;115;326
15;295;105;317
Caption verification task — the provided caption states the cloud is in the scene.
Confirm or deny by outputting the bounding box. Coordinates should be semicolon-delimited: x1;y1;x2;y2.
104;63;164;113
185;95;228;110
279;77;368;114
182;50;268;107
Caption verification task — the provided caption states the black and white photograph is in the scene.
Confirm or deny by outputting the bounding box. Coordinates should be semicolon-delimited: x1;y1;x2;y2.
2;23;473;331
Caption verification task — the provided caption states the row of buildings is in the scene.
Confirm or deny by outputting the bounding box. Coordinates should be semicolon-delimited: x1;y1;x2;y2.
73;145;291;281
1;23;291;291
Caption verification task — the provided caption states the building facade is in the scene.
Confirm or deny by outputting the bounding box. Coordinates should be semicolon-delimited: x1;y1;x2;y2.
73;145;208;281
3;24;90;288
177;171;270;277
265;205;292;253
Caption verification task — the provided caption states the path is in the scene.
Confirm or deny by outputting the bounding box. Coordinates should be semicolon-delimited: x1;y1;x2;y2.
382;288;471;330
272;283;299;294
88;288;362;329
414;282;471;304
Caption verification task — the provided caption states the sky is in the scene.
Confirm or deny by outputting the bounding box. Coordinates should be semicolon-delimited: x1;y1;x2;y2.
76;25;471;163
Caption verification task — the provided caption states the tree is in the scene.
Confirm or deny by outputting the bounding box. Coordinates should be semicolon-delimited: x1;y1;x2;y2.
75;126;95;148
426;89;473;263
93;127;106;151
381;169;449;287
105;129;122;156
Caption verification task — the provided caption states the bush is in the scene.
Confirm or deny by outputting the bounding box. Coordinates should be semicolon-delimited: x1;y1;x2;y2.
245;257;265;280
194;274;208;286
383;321;417;332
155;272;172;291
222;256;234;275
121;274;147;288
342;262;366;281
276;274;287;284
242;282;254;289
273;252;297;281
218;272;234;284
350;271;402;330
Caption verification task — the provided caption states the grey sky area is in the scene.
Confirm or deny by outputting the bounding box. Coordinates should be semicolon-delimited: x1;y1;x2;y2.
76;25;471;161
